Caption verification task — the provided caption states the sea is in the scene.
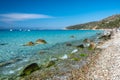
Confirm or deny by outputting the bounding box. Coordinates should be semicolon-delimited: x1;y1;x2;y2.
0;30;103;79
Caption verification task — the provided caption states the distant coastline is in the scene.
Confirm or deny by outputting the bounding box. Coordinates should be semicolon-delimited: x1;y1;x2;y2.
66;14;120;30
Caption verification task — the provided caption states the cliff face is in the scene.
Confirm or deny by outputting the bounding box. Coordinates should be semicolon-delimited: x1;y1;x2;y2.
66;14;120;29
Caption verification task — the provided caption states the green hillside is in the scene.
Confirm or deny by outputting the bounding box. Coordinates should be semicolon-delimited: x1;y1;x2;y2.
66;14;120;29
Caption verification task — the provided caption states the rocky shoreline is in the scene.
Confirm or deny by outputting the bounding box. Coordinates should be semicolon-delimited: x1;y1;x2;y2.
19;29;115;80
86;29;120;80
0;30;109;80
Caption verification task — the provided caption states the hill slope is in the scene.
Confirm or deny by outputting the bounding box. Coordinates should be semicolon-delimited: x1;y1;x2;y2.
66;14;120;29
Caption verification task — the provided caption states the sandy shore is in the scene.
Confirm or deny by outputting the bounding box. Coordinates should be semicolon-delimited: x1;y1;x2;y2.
86;30;120;80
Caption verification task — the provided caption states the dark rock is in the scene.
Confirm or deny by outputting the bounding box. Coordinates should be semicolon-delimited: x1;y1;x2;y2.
20;63;40;76
66;43;72;46
110;31;114;37
0;43;8;46
99;34;111;40
44;61;55;68
99;31;114;40
76;44;84;48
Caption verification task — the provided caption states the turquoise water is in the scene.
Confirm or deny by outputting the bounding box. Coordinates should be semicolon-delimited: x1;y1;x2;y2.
0;30;103;78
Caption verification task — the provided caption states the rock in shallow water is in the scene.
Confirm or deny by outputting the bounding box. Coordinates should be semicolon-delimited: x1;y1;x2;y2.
23;41;35;46
20;63;40;76
35;39;47;44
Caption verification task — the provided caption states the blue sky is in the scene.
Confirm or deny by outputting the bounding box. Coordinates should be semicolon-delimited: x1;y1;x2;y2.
0;0;120;29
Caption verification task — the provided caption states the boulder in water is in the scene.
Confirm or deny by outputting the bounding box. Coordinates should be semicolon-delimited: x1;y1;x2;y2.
20;63;40;76
23;41;35;46
35;39;47;44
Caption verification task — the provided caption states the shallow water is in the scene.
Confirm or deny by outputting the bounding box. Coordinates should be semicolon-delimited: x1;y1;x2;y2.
0;30;103;79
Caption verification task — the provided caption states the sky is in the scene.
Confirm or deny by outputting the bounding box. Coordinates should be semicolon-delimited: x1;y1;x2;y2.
0;0;120;30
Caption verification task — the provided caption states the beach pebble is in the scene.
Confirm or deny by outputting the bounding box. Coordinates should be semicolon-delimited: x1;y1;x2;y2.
71;49;78;53
59;54;68;60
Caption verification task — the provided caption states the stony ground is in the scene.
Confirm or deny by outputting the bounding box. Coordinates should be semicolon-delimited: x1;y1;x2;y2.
87;31;120;80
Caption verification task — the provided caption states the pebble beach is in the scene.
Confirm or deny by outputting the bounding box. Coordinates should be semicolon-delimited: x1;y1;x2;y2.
87;29;120;80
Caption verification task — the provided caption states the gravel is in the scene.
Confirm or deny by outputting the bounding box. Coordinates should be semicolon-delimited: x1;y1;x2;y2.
87;31;120;80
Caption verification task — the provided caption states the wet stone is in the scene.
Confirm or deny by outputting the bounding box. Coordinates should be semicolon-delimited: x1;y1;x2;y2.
35;39;47;44
76;44;84;48
23;41;35;46
20;63;40;77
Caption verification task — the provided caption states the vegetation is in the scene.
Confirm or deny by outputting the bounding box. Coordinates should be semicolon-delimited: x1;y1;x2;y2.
80;53;88;57
66;14;120;29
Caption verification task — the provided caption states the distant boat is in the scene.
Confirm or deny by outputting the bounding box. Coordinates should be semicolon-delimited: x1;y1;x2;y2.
10;29;13;31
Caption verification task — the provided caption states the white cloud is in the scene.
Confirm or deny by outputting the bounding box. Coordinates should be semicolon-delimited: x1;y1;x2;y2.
0;13;53;22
